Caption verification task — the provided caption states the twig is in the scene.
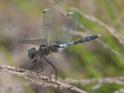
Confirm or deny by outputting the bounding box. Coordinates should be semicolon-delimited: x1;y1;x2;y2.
72;8;124;46
114;88;124;93
0;64;87;93
66;77;124;87
80;11;124;45
66;77;124;90
70;29;124;59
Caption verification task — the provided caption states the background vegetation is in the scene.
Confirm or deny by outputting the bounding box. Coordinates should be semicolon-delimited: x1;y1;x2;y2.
0;0;124;93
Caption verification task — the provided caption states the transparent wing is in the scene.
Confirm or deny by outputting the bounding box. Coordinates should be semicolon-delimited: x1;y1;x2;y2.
54;11;78;43
21;6;78;45
20;7;61;45
20;39;46;45
41;6;78;43
41;6;63;43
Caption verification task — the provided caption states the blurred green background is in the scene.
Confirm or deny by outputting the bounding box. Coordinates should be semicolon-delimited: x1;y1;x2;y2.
0;0;124;93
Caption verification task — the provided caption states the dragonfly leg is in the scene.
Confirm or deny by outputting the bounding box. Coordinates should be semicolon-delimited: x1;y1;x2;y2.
28;58;38;70
44;58;57;80
28;58;44;73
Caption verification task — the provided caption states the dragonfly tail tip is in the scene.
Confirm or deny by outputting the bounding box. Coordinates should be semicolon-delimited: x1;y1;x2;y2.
98;34;101;37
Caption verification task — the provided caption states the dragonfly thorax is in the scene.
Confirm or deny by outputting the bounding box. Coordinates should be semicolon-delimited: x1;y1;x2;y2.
37;45;59;57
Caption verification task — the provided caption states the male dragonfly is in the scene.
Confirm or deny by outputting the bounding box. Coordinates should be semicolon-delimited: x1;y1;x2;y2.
21;6;100;79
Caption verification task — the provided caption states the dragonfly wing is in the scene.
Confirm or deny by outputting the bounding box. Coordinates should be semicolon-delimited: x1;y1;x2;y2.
41;6;78;43
20;39;46;45
41;6;64;43
55;11;78;43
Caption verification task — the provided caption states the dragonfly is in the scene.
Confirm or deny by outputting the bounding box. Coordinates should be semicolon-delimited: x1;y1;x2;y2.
21;6;100;79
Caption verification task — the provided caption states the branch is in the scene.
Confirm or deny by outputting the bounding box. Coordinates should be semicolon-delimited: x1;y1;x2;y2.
0;64;87;93
71;8;124;46
70;29;123;58
66;77;124;89
79;10;124;46
114;88;124;93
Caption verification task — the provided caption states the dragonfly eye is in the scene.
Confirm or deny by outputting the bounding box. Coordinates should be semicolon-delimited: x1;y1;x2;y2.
28;48;37;59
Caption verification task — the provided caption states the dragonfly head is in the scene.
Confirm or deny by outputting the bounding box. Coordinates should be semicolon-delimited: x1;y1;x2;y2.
28;48;37;59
